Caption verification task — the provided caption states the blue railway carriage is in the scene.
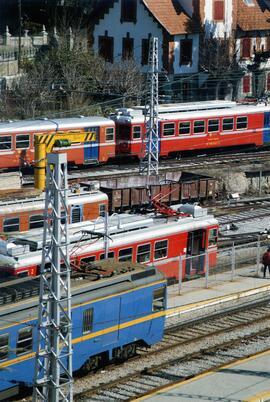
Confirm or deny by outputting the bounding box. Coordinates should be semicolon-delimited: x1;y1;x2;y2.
0;260;166;401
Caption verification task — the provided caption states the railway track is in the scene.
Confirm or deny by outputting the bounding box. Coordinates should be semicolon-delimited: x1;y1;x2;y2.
72;299;270;401
22;150;270;185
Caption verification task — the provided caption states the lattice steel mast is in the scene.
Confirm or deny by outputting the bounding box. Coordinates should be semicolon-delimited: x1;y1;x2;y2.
139;36;159;177
33;153;73;402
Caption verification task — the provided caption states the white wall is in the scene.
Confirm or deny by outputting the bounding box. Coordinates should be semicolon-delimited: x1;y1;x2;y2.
93;2;163;73
204;0;233;38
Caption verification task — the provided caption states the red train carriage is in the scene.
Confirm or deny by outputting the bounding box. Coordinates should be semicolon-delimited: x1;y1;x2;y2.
112;100;268;158
0;188;108;234
0;116;115;169
0;206;218;279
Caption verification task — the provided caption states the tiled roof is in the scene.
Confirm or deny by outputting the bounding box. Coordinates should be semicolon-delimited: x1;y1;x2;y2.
237;0;270;31
142;0;192;35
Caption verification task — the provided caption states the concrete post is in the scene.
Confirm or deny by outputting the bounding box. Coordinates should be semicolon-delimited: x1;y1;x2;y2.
256;235;261;276
231;242;236;281
178;255;183;295
205;250;209;289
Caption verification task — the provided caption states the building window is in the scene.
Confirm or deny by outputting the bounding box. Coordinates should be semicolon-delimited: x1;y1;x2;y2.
17;326;33;355
236;116;248;130
243;75;251;93
98;35;114;63
83;308;93;333
267;37;270;52
3;217;20;232
179;121;190;135
180;39;193;66
29;214;44;229
121;0;137;23
152;287;166;312
266;73;270;91
105;127;114;142
141;38;149;65
194;120;205;134
0;136;12;150
208;119;219;132
132;126;141;139
163;123;175;136
100;251;115;260
16;134;30;149
99;203;106;217
154;240;168;260
0;334;9;360
213;0;224;21
122;37;134;59
136;244;151;263
242;38;251;58
119;248;133;261
222;117;234;131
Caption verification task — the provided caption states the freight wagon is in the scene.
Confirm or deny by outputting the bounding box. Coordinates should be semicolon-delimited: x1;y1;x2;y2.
0;260;166;401
0;206;218;280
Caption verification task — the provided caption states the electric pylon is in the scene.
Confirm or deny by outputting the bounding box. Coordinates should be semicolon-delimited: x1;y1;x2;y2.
33;152;73;402
139;36;159;178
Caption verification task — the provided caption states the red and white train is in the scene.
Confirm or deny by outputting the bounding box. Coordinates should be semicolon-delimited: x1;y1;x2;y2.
0;100;269;169
0;187;108;234
0;205;218;280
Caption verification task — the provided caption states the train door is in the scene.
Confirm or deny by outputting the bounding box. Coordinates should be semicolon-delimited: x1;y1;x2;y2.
185;229;205;276
70;205;82;223
263;112;270;144
84;126;99;163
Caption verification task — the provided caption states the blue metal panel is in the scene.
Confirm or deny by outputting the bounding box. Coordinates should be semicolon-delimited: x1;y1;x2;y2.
264;112;270;143
84;126;99;163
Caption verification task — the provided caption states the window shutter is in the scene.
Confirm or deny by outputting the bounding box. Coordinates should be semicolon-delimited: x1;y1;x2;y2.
242;38;251;58
213;0;224;21
243;75;251;93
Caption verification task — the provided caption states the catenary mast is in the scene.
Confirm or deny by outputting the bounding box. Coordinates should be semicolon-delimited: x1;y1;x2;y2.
139;36;159;178
33;152;73;402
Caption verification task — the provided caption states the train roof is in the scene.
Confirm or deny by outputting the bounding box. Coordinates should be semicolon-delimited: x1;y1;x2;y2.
0;188;107;215
0;260;165;324
0;208;218;268
112;101;270;124
0;116;113;134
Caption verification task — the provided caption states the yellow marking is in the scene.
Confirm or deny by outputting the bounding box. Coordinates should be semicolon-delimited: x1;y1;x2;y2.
0;310;166;369
134;349;270;401
167;283;270;317
244;389;270;402
0;280;166;330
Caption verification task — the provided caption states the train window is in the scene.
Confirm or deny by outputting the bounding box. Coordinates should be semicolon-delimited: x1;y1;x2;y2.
208;119;219;132
16;134;30;149
3;217;20;232
152;287;166;312
0;334;9;360
119;248;133;262
137;244;151;263
154;240;168;260
83;308;93;333
222;117;234;131
194;120;205;134
132;126;141;139
0;136;12;150
99;204;106;217
17;326;33;355
236;116;248;130
105;127;114;142
179;121;190;135
209;228;218;246
29;214;44;229
71;206;82;223
163;123;175;136
100;251;115;260
81;256;96;264
61;210;66;224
